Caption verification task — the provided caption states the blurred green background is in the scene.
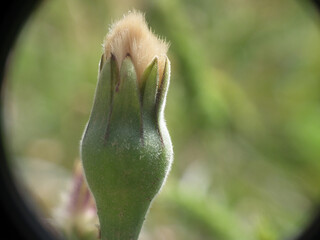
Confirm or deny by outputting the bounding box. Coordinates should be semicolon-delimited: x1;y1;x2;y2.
3;0;320;239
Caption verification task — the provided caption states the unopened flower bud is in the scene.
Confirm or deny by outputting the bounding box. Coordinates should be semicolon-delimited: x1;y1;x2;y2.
80;11;173;240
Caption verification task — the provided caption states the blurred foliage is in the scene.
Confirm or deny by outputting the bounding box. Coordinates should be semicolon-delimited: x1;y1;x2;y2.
3;0;320;239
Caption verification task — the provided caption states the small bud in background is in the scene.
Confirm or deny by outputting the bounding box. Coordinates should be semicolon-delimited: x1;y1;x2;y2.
53;161;98;239
80;11;173;240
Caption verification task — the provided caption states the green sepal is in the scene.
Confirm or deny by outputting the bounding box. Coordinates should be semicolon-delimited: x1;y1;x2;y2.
140;58;161;145
83;55;114;142
106;56;141;144
155;58;173;159
156;57;171;123
141;57;159;116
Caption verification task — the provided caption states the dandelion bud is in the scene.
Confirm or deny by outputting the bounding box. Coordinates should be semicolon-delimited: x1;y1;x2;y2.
80;11;173;240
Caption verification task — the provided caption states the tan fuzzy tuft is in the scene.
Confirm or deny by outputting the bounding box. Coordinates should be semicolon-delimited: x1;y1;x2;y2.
104;11;169;84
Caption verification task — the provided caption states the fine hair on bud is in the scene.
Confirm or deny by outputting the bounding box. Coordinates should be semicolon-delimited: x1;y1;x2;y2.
103;10;169;83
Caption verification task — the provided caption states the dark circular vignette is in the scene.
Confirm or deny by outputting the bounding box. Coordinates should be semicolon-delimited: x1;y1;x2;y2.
0;0;320;240
0;0;60;239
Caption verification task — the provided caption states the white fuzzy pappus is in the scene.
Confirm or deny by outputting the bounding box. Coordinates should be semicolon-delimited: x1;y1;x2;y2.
103;11;169;83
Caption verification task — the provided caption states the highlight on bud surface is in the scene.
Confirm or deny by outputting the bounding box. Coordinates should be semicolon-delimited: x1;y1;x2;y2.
80;11;173;240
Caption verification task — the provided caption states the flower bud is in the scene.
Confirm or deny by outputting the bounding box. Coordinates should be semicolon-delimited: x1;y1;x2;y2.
80;11;173;240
